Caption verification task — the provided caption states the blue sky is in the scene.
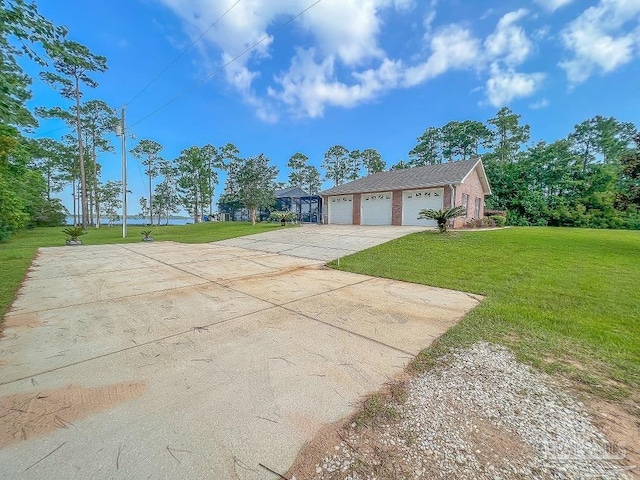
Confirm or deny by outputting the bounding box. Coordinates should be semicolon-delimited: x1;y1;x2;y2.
28;0;640;215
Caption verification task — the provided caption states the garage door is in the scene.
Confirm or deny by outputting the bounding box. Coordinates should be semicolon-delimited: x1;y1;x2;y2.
328;195;353;224
361;192;392;225
402;188;444;226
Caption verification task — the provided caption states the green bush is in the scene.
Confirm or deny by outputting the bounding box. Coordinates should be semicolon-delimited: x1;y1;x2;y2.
0;223;12;242
33;199;68;227
492;215;506;227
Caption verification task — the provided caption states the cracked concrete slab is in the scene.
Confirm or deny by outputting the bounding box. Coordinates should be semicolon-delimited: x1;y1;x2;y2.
0;226;481;479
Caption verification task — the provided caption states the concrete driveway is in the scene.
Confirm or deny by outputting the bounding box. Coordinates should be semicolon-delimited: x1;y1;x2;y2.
217;224;427;261
0;226;481;479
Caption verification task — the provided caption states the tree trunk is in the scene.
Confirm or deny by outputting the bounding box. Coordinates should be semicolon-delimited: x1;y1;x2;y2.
148;163;153;226
193;184;199;223
74;76;89;230
93;141;100;228
77;183;81;226
89;187;94;226
72;178;77;225
46;168;51;201
250;207;256;225
208;157;213;217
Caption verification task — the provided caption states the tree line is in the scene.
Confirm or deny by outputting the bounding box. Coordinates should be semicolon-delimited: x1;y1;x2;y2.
1;1;638;240
0;0;119;239
405;108;638;228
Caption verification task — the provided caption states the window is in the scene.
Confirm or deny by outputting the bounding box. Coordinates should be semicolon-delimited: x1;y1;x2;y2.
462;194;469;216
474;197;481;218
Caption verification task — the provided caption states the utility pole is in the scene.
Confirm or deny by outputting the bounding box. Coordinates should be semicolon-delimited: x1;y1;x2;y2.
116;107;128;238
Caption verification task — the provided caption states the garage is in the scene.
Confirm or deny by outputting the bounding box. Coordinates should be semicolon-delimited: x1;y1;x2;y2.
402;188;444;226
361;191;392;225
328;195;353;224
320;160;491;228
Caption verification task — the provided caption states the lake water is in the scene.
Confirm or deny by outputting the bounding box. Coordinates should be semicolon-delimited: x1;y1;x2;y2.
65;216;192;226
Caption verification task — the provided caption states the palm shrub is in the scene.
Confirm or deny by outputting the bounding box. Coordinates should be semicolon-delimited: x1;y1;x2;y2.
62;226;86;242
418;206;467;233
269;211;296;225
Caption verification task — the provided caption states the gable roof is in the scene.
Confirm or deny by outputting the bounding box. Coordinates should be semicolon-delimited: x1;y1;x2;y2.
320;159;491;196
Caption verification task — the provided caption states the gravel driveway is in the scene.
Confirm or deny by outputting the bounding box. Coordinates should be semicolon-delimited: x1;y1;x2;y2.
291;343;631;479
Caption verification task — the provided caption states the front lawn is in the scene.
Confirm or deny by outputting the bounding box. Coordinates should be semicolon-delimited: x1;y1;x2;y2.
0;222;287;320
330;227;640;400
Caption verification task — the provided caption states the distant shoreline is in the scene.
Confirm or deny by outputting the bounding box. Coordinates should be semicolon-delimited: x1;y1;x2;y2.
65;216;192;226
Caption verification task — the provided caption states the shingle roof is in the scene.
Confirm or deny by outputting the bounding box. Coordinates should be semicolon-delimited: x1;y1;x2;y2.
320;159;488;196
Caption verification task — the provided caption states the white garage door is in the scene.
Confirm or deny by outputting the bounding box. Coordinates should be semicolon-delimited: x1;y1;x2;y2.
361;192;393;225
328;195;353;224
402;188;444;226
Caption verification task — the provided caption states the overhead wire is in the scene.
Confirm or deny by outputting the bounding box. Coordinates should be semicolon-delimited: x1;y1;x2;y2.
33;125;68;138
33;1;242;140
129;0;324;129
123;0;242;108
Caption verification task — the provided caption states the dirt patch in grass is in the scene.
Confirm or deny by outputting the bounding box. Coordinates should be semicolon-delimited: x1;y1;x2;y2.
584;396;640;479
2;313;44;331
0;382;146;449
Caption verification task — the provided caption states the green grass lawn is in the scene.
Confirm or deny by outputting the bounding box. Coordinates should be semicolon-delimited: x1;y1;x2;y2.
330;227;640;400
0;222;287;320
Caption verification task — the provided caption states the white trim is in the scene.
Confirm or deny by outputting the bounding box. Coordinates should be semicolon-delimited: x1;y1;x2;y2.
460;158;492;196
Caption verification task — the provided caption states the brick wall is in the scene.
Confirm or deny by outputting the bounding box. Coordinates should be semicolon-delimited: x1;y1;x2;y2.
392;190;403;225
453;167;486;228
443;185;453;209
352;194;361;225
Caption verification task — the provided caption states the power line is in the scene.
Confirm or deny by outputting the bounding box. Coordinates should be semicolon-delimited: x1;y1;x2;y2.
129;0;324;129
33;125;68;138
34;3;242;140
124;0;242;108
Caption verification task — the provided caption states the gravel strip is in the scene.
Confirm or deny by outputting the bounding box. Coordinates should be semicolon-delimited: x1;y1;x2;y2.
300;342;630;479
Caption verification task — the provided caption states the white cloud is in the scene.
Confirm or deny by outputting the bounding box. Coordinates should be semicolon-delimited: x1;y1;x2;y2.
535;0;574;12
482;10;544;106
484;9;532;65
270;48;403;118
297;0;387;65
560;0;640;84
394;0;416;12
529;98;550;109
485;64;545;107
156;0;395;115
422;0;438;38
404;25;481;86
155;0;547;119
